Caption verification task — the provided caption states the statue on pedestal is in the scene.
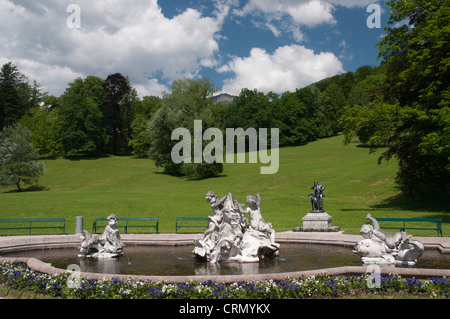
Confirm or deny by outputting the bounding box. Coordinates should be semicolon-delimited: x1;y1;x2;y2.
194;192;279;263
309;181;325;212
78;214;124;258
302;181;333;230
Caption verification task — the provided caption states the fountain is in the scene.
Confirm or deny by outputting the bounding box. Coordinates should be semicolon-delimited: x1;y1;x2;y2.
1;190;449;283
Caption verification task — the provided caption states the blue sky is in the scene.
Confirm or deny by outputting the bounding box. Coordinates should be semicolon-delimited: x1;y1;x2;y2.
0;0;388;97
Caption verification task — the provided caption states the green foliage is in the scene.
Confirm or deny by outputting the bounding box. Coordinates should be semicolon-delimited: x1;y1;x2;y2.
58;76;107;157
274;91;318;145
0;62;45;130
21;106;62;158
378;0;449;108
341;0;450;198
214;84;347;149
147;78;223;178
378;0;450;197
100;73;132;154
0;122;45;191
341;102;402;146
224;88;275;130
128;96;162;157
128;114;152;157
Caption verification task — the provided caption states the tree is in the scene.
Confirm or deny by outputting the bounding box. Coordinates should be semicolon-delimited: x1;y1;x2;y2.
274;91;318;146
147;78;223;178
342;0;449;198
128;96;162;157
21;106;62;158
374;0;450;198
0;123;45;191
341;65;391;144
223;88;274;130
318;82;347;136
0;62;31;130
58;76;107;157
100;73;131;154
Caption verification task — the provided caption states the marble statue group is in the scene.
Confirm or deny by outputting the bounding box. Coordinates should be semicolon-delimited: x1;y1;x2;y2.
193;192;280;263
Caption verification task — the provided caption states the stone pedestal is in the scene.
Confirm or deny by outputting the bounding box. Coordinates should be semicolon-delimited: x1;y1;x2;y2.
302;211;332;230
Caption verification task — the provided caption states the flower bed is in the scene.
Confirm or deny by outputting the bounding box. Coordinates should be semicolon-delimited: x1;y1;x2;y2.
1;261;449;299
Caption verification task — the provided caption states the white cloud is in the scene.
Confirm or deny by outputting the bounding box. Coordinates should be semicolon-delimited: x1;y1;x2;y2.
286;1;336;26
134;79;169;98
237;0;336;27
234;0;336;42
234;0;382;41
0;0;227;97
218;44;344;95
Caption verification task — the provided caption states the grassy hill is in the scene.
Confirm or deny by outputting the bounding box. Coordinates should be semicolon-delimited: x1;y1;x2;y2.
0;135;448;236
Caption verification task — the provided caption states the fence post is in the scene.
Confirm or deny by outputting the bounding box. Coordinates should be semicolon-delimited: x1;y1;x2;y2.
75;216;84;234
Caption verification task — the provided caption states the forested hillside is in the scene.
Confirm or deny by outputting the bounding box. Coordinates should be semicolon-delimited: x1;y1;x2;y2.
0;0;448;199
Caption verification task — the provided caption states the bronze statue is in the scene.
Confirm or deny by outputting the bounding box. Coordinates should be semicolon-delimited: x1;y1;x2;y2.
309;181;325;212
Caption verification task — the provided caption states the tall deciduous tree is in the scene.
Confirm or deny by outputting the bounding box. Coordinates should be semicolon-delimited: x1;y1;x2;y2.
0;123;45;191
58;76;106;157
374;0;450;198
128;96;162;157
147;78;223;178
21;106;62;158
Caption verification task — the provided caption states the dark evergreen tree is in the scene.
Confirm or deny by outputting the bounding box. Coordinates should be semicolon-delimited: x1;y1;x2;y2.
0;62;31;129
100;73;131;154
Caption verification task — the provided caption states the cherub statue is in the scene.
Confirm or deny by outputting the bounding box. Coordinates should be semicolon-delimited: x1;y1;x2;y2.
203;191;227;241
78;214;124;257
239;194;279;249
102;214;124;254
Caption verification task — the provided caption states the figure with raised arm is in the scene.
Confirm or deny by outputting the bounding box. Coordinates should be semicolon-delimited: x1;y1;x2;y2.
240;194;279;249
365;213;409;250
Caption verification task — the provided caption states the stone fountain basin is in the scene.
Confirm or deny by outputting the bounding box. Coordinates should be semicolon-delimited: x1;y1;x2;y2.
1;232;450;283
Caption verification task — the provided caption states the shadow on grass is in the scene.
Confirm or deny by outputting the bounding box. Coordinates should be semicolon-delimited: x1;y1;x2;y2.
64;153;112;161
2;185;48;193
370;193;450;224
372;193;449;212
152;171;228;181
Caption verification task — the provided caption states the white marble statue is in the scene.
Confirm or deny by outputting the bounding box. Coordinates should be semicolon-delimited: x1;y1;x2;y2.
353;213;424;265
78;214;125;258
194;192;279;263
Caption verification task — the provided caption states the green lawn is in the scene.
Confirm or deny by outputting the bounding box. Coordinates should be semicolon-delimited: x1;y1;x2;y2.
0;135;448;236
